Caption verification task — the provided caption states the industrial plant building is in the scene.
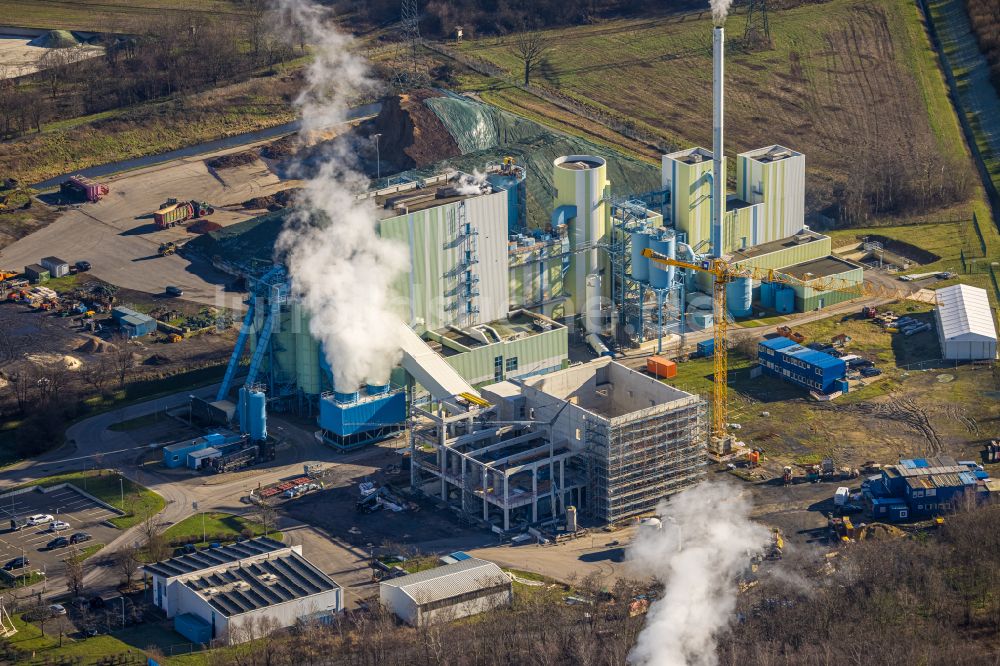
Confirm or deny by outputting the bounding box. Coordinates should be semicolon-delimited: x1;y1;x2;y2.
934;284;997;360
410;359;706;529
379;557;512;626
145;538;342;645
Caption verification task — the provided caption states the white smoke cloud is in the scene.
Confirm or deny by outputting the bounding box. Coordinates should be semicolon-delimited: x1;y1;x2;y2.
627;482;771;666
453;169;490;196
274;0;409;390
710;0;733;25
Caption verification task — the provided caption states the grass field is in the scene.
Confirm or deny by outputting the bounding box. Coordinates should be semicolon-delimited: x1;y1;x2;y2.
4;613;143;662
162;512;281;547
0;0;245;32
456;0;988;225
20;470;165;529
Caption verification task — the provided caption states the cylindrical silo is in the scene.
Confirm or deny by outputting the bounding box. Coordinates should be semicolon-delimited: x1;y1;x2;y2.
237;387;248;434
726;278;753;317
648;236;672;289
760;282;775;308
631;230;650;282
366;382;390;396
334;390;359;403
553;155;609;320
775;286;795;314
248;390;267;441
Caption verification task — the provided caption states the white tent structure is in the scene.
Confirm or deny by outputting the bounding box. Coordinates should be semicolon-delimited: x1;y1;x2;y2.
934;284;997;360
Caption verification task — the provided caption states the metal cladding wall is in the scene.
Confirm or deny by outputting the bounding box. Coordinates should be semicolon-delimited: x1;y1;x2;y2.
736;147;806;244
554;156;609;318
793;265;864;311
733;235;831;272
319;391;406;437
424;326;568;388
379;188;510;332
722;204;764;253
662;149;716;251
508;250;565;317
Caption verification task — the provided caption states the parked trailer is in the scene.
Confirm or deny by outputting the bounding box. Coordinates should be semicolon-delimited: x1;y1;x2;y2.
153;200;214;228
60;175;109;202
585;333;613;358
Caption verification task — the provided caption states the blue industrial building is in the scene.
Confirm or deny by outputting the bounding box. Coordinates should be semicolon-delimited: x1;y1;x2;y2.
757;336;846;394
318;384;407;451
162;432;235;468
865;456;998;521
112;306;157;338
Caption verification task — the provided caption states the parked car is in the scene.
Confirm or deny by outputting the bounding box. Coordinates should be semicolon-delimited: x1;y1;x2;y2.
165;285;184;297
75;260;91;272
4;557;29;570
25;514;54;527
69;532;92;545
847;358;873;369
48;604;67;616
49;520;70;531
860;367;883;378
47;537;69;550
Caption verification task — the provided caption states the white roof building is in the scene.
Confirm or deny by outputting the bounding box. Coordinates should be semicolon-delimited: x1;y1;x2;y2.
379;557;512;626
935;284;997;360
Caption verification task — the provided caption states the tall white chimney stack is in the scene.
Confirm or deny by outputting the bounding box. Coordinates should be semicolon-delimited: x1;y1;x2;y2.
712;26;724;258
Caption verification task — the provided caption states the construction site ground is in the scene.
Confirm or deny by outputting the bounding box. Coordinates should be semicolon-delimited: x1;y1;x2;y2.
0;142;296;311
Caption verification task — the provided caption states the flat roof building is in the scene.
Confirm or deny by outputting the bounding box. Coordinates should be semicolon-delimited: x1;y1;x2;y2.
935;284;997;360
145;537;342;644
758;336;846;394
379;557;511;626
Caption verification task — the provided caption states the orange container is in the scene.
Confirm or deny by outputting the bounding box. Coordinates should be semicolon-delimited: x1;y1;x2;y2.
646;356;677;379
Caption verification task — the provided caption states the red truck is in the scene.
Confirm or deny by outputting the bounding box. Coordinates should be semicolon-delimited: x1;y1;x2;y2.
60;175;109;202
153;199;214;228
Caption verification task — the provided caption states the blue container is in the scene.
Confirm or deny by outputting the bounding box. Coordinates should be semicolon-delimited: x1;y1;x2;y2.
759;282;775;308
248;390;267;441
630;231;651;282
648;237;673;289
319;391;406;437
697;338;715;357
726;278;753;317
838;379;849;394
366;383;390;396
774;286;795;314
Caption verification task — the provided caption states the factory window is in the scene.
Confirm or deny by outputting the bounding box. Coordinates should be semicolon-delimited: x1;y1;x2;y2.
898;510;908;518
913;490;924;498
575;428;581;440
917;505;923;510
815;368;821;375
926;488;936;496
494;356;503;382
506;357;519;373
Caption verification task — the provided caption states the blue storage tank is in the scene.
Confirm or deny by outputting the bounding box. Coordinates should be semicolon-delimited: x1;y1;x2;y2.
759;282;775;308
248;390;267;441
648;237;673;289
726;278;753;317
334;390;359;403
366;382;390;396
237;387;248;435
630;231;651;282
775;285;795;314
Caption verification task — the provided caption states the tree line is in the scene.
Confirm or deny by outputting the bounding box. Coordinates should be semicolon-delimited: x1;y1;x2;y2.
0;3;299;141
965;0;1000;91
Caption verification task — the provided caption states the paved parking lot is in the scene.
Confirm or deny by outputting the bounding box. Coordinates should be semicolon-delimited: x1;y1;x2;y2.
0;486;122;576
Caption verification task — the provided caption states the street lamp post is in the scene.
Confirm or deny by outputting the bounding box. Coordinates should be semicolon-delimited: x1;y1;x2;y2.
119;476;124;510
372;133;382;185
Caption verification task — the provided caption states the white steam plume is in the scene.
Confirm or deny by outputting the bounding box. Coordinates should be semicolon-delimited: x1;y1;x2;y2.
627;482;770;666
453;169;489;195
274;0;409;390
710;0;733;25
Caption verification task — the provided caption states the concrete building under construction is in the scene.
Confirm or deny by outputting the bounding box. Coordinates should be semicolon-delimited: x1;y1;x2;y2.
409;358;706;529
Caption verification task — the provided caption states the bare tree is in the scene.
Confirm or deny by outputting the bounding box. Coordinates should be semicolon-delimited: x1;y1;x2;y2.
7;368;34;413
140;507;170;562
80;357;112;395
110;334;136;390
249;497;277;538
512;30;549;86
65;549;85;598
37;47;79;100
115;544;140;590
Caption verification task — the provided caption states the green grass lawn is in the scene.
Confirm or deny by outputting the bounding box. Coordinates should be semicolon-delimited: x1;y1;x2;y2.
65;543;104;564
19;470;165;529
162;512;281;547
4;613;142;662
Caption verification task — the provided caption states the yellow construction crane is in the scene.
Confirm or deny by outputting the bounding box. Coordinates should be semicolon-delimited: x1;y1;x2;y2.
641;248;922;444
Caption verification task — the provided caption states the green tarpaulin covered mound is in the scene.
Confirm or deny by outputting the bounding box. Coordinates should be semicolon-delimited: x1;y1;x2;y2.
28;30;82;48
190;93;660;269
